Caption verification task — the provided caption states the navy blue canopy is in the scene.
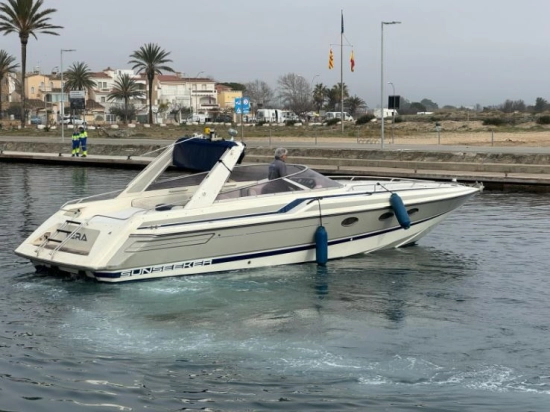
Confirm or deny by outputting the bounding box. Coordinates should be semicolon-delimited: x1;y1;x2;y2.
172;137;245;172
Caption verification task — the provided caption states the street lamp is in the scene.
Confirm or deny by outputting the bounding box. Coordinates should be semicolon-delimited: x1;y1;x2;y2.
194;71;204;115
380;21;400;149
388;81;396;144
60;49;76;143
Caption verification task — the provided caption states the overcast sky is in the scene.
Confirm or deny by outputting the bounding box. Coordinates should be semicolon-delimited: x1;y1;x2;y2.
2;0;549;108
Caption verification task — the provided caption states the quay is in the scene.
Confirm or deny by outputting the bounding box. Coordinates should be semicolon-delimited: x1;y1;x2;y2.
2;136;550;192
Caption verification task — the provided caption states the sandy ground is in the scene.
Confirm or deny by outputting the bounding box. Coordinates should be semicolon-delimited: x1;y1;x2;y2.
4;119;550;147
261;131;550;147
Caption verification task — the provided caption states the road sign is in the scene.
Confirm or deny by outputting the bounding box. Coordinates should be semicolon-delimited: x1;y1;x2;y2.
242;97;250;114
69;90;86;99
234;97;250;114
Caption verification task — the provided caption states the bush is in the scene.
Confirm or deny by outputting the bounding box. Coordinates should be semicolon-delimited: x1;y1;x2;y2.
355;114;375;125
394;116;403;123
483;118;506;126
325;118;341;126
537;115;550;125
285;120;297;126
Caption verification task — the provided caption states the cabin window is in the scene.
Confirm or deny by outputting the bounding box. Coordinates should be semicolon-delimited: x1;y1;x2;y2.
379;211;395;221
341;217;359;227
407;208;419;216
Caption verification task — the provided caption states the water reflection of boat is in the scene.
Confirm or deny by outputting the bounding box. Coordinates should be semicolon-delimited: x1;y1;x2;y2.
15;138;482;283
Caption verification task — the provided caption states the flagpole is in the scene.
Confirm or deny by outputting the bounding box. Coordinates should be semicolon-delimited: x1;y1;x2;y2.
340;10;344;133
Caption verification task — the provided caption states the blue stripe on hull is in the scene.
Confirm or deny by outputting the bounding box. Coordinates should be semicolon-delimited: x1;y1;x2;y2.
94;212;444;281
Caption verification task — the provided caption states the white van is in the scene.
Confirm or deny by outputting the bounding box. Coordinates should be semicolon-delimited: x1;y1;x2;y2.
59;115;86;125
324;112;354;122
256;109;286;123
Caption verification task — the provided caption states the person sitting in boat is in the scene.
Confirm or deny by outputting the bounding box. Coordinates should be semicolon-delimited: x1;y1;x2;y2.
262;147;290;194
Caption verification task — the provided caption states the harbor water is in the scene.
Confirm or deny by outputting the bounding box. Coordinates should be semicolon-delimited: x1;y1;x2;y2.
1;163;549;411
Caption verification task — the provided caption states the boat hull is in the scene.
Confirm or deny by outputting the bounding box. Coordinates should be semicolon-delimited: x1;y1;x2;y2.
20;189;476;283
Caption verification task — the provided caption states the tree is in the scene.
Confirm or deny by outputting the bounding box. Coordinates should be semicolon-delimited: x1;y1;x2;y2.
420;98;439;111
534;97;549;113
107;73;142;124
326;83;349;111
345;95;366;117
128;43;174;124
63;61;96;92
312;83;329;112
244;79;275;109
0;49;18;119
109;103;137;123
277;73;312;116
0;0;62;126
219;82;246;91
410;102;427;113
499;99;526;113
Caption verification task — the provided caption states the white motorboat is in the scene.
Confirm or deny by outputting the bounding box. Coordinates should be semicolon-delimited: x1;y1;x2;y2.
15;137;482;283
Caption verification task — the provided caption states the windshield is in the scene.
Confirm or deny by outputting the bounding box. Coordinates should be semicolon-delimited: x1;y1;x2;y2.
215;164;343;200
143;163;342;199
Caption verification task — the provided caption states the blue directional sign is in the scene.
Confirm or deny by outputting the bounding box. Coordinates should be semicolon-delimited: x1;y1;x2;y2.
242;97;250;114
234;97;250;114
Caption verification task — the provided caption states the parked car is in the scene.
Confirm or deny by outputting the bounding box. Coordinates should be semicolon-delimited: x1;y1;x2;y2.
30;116;42;125
213;115;233;123
324;112;354;122
183;113;211;123
59;115;86;126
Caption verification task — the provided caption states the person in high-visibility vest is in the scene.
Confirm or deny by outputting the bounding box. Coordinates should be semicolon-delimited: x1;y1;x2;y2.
71;130;81;157
78;127;88;157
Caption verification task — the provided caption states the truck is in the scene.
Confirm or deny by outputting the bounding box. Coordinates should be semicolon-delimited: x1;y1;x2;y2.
373;109;398;119
256;109;286;123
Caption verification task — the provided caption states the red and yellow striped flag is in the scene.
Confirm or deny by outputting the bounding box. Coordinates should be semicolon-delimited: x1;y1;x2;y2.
350;50;355;72
328;48;334;70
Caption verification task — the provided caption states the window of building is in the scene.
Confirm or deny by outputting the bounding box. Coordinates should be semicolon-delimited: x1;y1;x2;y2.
101;97;106;102
31;87;35;94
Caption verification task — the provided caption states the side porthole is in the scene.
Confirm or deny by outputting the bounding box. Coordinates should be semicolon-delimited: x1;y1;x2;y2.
379;212;395;221
341;217;359;227
407;208;419;216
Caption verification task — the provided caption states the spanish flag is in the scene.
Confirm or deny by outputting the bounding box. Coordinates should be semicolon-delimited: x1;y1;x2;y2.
329;48;334;70
350;50;355;72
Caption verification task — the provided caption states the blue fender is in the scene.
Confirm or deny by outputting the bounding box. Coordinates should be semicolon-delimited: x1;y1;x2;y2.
390;193;411;229
315;226;328;265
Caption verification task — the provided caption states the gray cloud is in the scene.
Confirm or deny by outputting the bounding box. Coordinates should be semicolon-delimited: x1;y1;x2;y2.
2;0;549;108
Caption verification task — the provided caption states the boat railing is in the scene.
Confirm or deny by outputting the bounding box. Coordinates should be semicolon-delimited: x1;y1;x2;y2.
333;175;464;190
61;189;124;209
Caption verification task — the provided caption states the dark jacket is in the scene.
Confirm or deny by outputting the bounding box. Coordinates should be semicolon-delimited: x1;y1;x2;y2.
268;157;287;180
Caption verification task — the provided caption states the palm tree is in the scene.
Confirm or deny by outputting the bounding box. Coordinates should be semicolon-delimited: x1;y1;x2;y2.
327;83;349;111
64;61;96;119
345;95;366;118
107;73;142;124
312;83;329;112
0;0;62;126
128;43;174;124
63;61;96;92
0;49;18;119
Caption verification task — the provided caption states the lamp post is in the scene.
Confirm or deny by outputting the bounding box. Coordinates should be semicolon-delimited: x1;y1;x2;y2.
194;71;204;115
380;21;400;149
60;49;76;143
388;81;395;144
